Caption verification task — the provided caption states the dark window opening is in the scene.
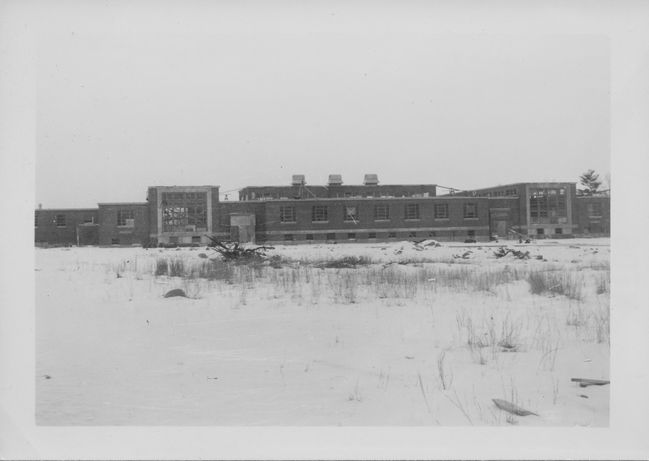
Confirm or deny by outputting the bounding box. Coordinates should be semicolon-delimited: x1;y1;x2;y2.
312;206;328;222
463;203;478;219
192;236;201;243
344;206;359;222
405;203;420;220
467;230;475;237
374;204;389;221
434;204;448;219
284;234;294;241
306;234;314;241
408;231;417;238
388;231;397;238
428;231;436;237
111;238;120;245
279;206;296;223
326;232;336;240
368;232;377;239
347;233;356;239
555;228;563;234
55;214;66;227
117;209;135;227
536;228;545;235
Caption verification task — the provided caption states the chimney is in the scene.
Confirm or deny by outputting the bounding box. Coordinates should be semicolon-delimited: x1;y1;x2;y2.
328;174;343;186
291;174;305;186
38;203;42;210
363;174;379;186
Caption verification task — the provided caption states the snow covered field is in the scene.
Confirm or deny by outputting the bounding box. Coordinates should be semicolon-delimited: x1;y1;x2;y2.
35;239;610;426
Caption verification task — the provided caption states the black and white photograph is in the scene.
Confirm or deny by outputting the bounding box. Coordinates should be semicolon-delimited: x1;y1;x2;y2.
1;1;648;459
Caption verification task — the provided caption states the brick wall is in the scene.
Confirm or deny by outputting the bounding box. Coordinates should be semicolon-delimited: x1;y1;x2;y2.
98;204;150;246
574;196;611;235
34;209;99;246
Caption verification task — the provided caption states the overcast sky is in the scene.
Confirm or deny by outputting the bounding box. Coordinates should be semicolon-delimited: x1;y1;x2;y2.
35;2;610;208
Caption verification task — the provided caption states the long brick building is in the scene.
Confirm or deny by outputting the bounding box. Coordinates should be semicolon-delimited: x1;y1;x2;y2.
34;174;610;246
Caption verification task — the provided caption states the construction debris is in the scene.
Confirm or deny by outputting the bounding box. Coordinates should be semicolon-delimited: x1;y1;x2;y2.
492;398;539;416
571;378;610;388
206;235;275;261
494;247;531;259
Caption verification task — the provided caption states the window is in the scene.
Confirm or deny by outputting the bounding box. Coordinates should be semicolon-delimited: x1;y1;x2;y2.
55;214;66;227
530;188;567;221
344;206;359;222
555;228;563;234
280;206;296;223
161;191;207;232
463;203;478;219
428;231;436;237
536;228;545;235
408;231;417;238
284;234;294;241
405;203;420;220
347;233;356;239
117;209;135;227
312;205;328;222
368;232;377;239
34;213;38;227
169;236;179;244
588;202;603;217
192;236;201;243
326;232;336;240
83;216;95;224
467;230;475;238
434;203;448;219
374;204;389;221
111;238;120;245
306;234;314;241
388;231;397;238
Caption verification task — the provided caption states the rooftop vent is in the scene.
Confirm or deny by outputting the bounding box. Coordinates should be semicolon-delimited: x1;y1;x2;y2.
363;174;379;186
328;174;343;186
291;174;306;186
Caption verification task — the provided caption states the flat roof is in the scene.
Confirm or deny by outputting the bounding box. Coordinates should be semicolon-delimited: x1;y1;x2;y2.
35;208;98;212
98;202;148;206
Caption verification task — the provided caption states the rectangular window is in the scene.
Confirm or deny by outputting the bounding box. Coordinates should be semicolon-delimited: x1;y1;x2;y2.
111;238;120;245
344;206;359;222
467;230;475;238
326;232;336;240
536;228;545;235
161;191;208;232
284;234;294;241
55;214;66;227
83;216;95;224
368;232;377;239
428;231;436;237
117;209;135;227
169;236;179;244
555;228;563;234
588;202;603;217
279;206;296;223
192;236;201;243
35;213;38;227
388;231;397;238
408;231;417;238
405;203;420;220
434;203;449;219
312;205;328;222
347;233;356;239
305;234;314;241
374;205;389;221
463;203;478;218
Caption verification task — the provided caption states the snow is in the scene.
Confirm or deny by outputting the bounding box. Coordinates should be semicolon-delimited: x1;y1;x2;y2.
36;239;610;425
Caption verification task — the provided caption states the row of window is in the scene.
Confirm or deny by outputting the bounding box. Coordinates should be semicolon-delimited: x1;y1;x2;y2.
35;212;131;228
282;229;476;241
279;203;479;223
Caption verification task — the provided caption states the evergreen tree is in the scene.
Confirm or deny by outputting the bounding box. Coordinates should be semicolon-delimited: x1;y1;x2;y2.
579;169;602;195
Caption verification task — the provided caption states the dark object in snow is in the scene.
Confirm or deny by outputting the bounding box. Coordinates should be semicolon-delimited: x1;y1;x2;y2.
197;253;208;259
493;247;530;260
525;239;531;244
164;288;187;298
43;374;51;380
579;394;589;399
571;378;610;387
464;238;477;243
205;235;275;261
453;250;473;260
492;398;538;416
